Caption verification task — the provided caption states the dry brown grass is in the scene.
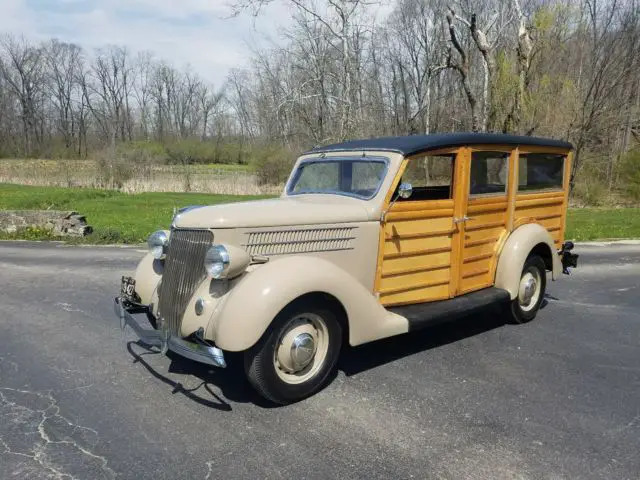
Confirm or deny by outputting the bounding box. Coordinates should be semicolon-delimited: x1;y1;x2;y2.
0;159;283;195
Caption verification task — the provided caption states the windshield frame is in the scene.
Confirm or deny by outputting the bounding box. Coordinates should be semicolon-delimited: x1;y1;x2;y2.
286;155;390;200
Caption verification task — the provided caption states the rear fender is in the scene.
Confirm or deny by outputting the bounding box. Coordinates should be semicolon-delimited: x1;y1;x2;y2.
494;223;561;300
211;256;408;352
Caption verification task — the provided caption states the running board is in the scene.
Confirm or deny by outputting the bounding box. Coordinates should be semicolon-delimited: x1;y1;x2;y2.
387;287;511;331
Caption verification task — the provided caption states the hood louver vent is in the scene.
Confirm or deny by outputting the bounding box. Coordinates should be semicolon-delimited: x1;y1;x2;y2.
244;227;356;255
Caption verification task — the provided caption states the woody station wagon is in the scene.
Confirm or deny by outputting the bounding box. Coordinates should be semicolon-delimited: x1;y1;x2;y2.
115;133;579;404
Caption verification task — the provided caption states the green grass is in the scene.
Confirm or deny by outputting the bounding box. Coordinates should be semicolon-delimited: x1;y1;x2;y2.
1;184;639;243
0;184;271;244
565;207;640;241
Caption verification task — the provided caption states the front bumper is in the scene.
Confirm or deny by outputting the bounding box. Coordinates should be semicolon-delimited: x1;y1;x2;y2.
114;296;226;368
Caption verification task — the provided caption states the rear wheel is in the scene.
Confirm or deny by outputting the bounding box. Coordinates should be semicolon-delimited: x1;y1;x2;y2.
509;255;547;324
244;302;342;405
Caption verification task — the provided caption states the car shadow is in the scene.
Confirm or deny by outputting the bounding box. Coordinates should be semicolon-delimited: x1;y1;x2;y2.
125;304;509;408
339;305;507;376
126;342;271;410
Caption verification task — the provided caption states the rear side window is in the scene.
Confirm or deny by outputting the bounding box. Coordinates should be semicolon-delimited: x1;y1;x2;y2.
469;151;509;196
518;154;565;191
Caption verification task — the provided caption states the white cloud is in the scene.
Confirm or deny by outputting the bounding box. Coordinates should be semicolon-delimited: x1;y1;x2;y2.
0;0;291;85
0;0;394;86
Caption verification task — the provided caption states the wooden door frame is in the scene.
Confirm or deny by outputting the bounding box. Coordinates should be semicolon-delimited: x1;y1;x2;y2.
449;147;470;297
375;147;462;302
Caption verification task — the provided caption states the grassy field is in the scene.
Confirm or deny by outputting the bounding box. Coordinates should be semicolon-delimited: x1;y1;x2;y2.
1;184;639;243
0;184;271;244
565;207;640;241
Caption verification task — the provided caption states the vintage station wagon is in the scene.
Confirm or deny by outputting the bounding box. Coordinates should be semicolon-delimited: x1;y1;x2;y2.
115;133;579;404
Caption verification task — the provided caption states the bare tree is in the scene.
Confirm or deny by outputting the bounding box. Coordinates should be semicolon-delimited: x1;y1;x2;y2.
0;34;46;155
45;39;83;153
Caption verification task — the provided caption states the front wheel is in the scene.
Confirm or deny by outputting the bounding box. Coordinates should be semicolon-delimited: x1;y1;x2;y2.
244;302;342;405
509;255;547;324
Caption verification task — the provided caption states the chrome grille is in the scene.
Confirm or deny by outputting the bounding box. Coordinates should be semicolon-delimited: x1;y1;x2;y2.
158;229;212;335
243;227;356;255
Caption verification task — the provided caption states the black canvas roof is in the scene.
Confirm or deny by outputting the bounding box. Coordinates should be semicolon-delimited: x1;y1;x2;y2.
305;133;573;156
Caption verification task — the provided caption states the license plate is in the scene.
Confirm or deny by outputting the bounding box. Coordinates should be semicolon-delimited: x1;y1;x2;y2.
121;276;137;301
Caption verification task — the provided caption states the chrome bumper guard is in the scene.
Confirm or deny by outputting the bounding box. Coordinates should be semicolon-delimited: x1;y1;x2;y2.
114;297;226;368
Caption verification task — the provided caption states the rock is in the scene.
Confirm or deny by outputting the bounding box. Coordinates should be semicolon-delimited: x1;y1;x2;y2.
0;210;93;237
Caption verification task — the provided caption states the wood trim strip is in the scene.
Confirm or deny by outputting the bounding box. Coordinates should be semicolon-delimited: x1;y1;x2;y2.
514;191;566;201
383;245;452;260
465;237;499;248
468;195;510;206
535;213;563;221
506;146;518;233
463;252;493;264
384;209;455;221
451;147;470;297
388;199;454;212
560;151;572;243
467;203;509;214
515;197;564;209
382;262;451;277
462;268;490;279
515;145;571;155
464;220;506;232
385;228;455;240
379;278;450;295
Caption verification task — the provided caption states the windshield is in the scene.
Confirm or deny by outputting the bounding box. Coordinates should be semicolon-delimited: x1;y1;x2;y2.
287;157;388;199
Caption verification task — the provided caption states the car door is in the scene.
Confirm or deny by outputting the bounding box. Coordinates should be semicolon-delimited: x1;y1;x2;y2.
376;148;463;306
456;147;513;295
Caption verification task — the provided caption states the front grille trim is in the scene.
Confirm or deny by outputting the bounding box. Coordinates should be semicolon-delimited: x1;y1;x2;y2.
158;229;213;336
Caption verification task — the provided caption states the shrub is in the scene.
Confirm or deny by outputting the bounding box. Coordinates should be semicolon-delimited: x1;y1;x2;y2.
89;227;127;244
248;143;296;186
572;168;607;207
166;139;221;165
93;147;134;190
93;141;167;189
619;148;640;203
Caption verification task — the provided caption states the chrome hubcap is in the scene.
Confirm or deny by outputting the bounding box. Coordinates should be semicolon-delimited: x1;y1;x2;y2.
522;277;537;304
290;333;316;371
518;269;541;312
274;313;329;385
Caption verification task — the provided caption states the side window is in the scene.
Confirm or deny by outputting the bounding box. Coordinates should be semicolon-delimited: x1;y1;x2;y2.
399;155;455;201
291;162;339;192
470;151;509;196
351;161;386;195
519;154;565;191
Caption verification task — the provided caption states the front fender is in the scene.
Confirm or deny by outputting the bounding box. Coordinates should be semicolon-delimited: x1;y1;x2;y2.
212;256;405;352
133;252;163;307
494;223;561;300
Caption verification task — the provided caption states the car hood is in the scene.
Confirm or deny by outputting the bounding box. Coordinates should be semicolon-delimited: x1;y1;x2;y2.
172;195;374;229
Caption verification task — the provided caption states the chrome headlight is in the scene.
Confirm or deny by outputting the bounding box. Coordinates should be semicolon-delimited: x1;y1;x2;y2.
204;244;251;279
147;230;169;260
204;244;230;279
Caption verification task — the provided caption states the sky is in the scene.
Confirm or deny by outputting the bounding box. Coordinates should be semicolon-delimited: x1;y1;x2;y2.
0;0;296;86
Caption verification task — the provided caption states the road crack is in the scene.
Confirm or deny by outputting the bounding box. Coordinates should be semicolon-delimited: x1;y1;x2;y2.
0;387;116;480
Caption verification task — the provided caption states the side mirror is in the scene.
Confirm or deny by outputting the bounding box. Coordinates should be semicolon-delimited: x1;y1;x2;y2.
398;182;413;199
381;182;413;223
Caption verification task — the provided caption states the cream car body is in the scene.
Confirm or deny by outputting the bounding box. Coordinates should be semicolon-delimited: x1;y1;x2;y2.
116;133;578;404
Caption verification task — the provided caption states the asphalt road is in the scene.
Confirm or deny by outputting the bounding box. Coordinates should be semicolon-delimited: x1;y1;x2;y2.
1;241;639;480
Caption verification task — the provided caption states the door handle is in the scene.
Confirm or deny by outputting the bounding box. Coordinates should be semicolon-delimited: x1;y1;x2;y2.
453;215;473;224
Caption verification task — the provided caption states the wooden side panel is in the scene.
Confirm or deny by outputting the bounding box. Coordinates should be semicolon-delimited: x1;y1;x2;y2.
378;200;455;306
513;190;566;247
459;196;508;293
